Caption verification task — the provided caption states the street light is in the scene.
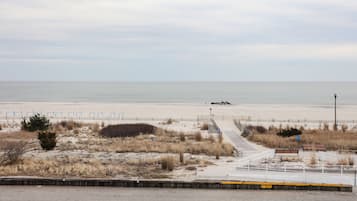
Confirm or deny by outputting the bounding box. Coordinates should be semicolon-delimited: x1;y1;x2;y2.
334;93;338;131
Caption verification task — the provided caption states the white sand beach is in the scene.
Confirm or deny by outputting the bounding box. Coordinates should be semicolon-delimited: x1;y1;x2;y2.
0;102;356;122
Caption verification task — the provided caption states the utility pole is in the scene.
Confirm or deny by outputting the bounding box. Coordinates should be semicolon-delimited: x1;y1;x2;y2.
334;93;338;131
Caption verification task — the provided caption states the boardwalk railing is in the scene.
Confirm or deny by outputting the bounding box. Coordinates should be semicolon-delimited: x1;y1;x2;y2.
237;164;357;175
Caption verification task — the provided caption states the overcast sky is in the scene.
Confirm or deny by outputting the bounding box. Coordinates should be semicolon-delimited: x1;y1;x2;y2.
1;0;357;81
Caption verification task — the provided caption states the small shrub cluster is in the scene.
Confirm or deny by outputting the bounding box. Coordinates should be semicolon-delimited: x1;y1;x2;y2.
323;123;329;131
341;125;348;133
218;134;223;143
38;131;57;150
90;123;100;133
100;124;156;138
0;141;27;165
246;125;267;134
161;156;174;171
195;132;202;141
200;123;209;130
337;157;354;166
179;133;185;142
242;128;252;137
208;135;215;143
21;113;50;132
309;153;317;166
215;146;221;160
255;126;267;133
58;120;83;130
277;128;302;137
166;118;173;125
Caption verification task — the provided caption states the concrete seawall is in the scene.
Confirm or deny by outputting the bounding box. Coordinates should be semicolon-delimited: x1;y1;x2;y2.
0;178;352;192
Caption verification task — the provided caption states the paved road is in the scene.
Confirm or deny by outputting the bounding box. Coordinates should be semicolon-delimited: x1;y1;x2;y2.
0;186;356;201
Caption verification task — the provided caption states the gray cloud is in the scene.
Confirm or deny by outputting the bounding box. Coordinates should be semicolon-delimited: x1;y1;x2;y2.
0;0;357;81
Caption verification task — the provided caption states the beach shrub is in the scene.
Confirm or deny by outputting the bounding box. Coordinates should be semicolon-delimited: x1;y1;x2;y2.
242;128;252;137
38;131;57;150
0;141;27;165
309;153;317;166
208;135;215;143
57;120;82;130
341;124;348;133
21;113;50;132
200;123;209;130
246;125;267;134
90;123;100;133
323;123;329;131
255;126;267;134
348;157;354;166
166;118;173;125
277;128;302;138
73;129;80;135
185;166;197;171
194;132;202;141
179;133;186;142
214;145;221;160
161;156;174;171
338;157;355;166
218;134;223;143
100;124;156;138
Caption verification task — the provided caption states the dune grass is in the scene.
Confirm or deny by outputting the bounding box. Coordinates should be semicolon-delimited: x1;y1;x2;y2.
0;157;170;178
59;129;234;156
247;127;357;150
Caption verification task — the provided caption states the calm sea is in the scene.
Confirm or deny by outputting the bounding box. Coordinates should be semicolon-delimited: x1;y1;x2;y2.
0;82;356;105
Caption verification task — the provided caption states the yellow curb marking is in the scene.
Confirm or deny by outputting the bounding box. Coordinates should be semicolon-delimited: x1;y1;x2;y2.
221;181;347;188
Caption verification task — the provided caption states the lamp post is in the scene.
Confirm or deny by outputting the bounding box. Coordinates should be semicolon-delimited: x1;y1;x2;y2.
334;93;337;131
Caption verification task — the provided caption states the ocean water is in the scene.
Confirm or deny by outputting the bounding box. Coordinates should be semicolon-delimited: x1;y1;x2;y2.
0;82;356;105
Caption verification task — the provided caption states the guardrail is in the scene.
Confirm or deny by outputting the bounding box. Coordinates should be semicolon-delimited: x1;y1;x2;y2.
237;164;357;175
236;164;357;186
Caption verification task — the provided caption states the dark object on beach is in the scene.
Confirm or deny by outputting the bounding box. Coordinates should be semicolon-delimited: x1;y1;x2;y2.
210;101;231;105
100;123;156;138
277;128;302;138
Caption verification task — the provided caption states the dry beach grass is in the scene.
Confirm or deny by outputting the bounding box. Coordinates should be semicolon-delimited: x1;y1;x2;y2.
0;121;227;178
247;126;357;150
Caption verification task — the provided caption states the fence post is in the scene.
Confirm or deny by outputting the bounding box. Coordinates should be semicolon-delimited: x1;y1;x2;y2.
248;161;250;172
340;165;343;175
322;164;324;174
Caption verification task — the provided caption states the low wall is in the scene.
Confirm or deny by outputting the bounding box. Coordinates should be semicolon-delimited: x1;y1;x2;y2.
0;178;352;192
